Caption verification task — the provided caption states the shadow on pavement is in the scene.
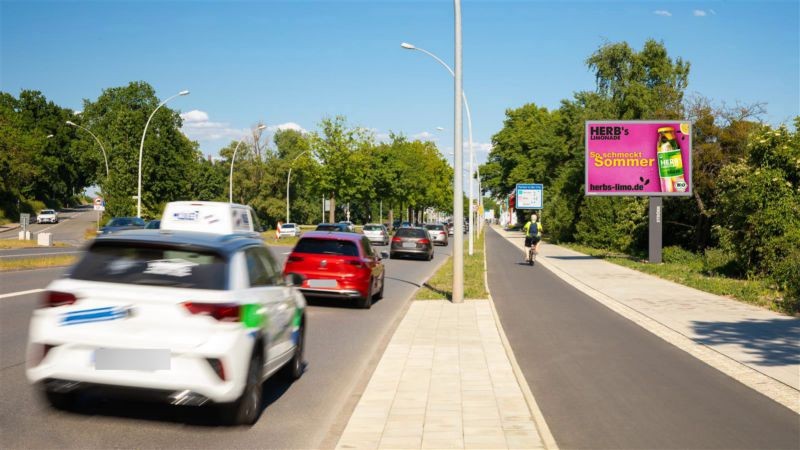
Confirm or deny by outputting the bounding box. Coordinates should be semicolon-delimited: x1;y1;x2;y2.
55;375;295;427
691;318;800;366
548;255;600;260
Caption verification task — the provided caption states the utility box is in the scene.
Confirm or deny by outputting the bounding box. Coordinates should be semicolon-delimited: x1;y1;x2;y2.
18;230;31;240
37;232;53;247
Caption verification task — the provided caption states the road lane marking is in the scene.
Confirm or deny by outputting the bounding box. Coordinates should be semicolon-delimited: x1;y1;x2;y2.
0;251;83;259
0;289;44;299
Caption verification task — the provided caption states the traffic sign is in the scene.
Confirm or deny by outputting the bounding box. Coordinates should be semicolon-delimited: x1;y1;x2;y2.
515;183;543;209
94;197;105;211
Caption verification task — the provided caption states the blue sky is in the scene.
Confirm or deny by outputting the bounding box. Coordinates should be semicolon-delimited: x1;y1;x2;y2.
3;0;798;167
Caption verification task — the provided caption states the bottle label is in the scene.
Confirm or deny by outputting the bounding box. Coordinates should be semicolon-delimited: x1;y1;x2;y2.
658;150;684;178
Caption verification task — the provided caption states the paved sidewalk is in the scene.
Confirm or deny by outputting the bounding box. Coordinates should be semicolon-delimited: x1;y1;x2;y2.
493;225;800;413
336;300;549;450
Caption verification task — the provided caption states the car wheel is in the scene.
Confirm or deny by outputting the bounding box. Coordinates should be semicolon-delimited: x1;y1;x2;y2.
374;273;385;300
221;351;263;426
358;280;373;309
281;318;305;381
389;252;396;259
43;389;75;410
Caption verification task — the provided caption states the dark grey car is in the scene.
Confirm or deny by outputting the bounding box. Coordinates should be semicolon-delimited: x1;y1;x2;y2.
390;227;434;261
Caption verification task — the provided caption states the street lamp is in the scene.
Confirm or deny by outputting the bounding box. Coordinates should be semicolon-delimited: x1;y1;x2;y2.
66;121;109;177
401;41;477;256
137;89;189;217
286;149;311;222
230;124;267;203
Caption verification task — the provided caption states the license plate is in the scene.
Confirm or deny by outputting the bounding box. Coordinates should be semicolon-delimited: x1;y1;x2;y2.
402;242;416;248
94;348;170;371
308;279;338;288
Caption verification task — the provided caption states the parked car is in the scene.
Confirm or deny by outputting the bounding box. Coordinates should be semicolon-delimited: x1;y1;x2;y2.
362;224;389;246
144;219;161;229
279;222;301;238
284;231;388;309
26;201;306;426
390;227;434;261
423;224;449;246
337;221;355;232
36;209;58;224
100;217;146;234
315;223;350;232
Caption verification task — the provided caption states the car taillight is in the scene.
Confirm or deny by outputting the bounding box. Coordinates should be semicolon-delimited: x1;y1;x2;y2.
348;260;365;269
43;291;77;307
392;237;401;243
287;255;304;262
182;302;240;322
419;239;431;245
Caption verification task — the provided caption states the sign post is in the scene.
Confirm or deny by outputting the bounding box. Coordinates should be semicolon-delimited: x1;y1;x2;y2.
585;121;692;263
93;197;105;232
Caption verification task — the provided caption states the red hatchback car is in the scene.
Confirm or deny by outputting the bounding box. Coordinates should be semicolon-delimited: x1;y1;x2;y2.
283;231;388;309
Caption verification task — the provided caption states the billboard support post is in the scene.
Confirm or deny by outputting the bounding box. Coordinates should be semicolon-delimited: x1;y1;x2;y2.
648;197;662;263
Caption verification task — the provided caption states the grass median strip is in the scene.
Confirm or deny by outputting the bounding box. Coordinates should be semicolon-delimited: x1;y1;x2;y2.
559;242;789;314
415;229;488;300
0;255;78;271
0;240;68;249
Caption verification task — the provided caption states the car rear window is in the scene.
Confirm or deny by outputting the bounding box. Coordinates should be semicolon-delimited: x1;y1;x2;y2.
424;225;444;231
282;224;295;228
363;225;383;231
396;228;426;238
315;224;342;231
71;242;227;290
41;210;55;214
294;238;359;256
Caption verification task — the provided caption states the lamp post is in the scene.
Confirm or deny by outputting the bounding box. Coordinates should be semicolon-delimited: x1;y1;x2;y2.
230;124;267;203
66;121;109;178
286;149;310;222
137;90;189;217
401;41;476;256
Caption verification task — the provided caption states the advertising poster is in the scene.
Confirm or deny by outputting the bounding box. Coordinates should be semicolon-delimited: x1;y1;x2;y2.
515;183;543;209
585;121;692;196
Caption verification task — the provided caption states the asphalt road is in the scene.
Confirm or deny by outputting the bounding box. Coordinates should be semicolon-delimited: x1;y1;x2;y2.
0;205;98;245
485;227;799;449
0;241;452;449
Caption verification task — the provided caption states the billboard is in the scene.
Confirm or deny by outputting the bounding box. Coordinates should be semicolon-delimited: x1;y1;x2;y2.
515;183;543;209
585;121;692;196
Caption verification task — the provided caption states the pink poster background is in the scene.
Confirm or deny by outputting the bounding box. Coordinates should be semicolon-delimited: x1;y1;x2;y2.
585;121;692;196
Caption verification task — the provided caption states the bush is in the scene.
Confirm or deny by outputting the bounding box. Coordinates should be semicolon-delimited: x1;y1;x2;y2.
702;247;742;278
662;246;703;270
574;196;648;253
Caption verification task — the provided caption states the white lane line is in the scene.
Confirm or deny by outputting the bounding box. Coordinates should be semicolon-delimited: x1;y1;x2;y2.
0;289;44;299
0;251;83;259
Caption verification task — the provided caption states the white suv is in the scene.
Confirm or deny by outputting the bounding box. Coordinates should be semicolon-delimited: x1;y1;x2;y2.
279;223;300;238
27;202;306;425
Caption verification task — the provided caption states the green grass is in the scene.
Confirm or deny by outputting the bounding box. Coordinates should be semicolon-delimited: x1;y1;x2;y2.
559;242;791;314
415;229;488;300
0;240;68;249
0;255;78;271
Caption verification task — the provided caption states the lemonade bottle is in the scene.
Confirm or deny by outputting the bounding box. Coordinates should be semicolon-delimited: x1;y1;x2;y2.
657;126;687;192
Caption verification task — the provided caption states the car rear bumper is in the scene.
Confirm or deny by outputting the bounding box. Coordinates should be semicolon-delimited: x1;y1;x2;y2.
298;287;363;299
38;378;213;406
391;248;432;257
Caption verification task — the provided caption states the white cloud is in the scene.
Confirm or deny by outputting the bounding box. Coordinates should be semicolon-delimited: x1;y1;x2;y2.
268;122;307;133
411;131;436;140
653;10;672;17
693;9;708;16
180;110;249;142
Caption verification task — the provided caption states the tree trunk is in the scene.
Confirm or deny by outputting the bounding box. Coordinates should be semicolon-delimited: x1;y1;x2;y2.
328;193;336;223
388;209;394;230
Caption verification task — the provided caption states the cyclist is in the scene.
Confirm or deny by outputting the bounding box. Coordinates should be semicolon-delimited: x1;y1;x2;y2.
523;213;543;262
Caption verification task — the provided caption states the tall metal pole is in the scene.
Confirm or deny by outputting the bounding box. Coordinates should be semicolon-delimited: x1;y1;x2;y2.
229;139;245;204
452;0;464;303
66;121;109;178
399;43;475;255
137;90;189;217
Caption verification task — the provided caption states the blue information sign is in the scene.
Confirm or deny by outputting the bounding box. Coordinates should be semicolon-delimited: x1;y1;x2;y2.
515;183;543;209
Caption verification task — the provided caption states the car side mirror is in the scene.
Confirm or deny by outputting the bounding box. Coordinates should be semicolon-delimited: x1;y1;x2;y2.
379;251;390;260
284;273;304;287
